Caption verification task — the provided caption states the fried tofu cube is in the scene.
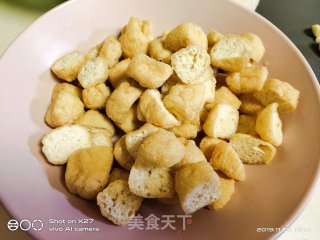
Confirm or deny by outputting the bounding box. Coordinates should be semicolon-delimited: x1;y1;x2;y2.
148;32;172;63
196;67;217;104
87;128;113;147
210;141;245;181
127;53;173;88
115;106;142;133
45;90;84;127
229;133;276;164
128;162;175;198
125;123;160;158
65;146;113;200
119;17;153;58
51;51;87;82
239;93;264;115
108;59;131;88
86;42;103;59
108;168;130;184
163;83;206;125
208;175;235;210
226;65;268;94
99;35;122;68
137;89;181;129
106;81;142;128
136;129;186;168
200;137;226;161
82;83;111;109
51;83;82;101
207;86;241;110
76;109;115;146
113;135;135;170
255;103;283;146
171;45;210;84
76;110;115;136
207;30;224;49
160;73;182;95
78;57;109;88
164;22;208;51
253;79;300;113
42;125;92;165
97;180;143;225
210;34;253;72
173;139;207;170
237;115;257;136
242;32;265;63
312;24;320;38
175;161;221;214
203;103;239;139
169;123;200;139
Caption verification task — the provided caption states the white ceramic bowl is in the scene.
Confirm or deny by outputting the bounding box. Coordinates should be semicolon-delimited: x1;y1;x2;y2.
0;0;319;239
229;0;260;11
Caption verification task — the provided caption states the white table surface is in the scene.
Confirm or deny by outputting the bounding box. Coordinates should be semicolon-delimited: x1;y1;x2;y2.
0;1;319;239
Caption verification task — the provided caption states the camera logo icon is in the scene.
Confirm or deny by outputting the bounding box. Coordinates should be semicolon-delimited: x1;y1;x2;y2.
7;219;43;231
7;219;19;231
